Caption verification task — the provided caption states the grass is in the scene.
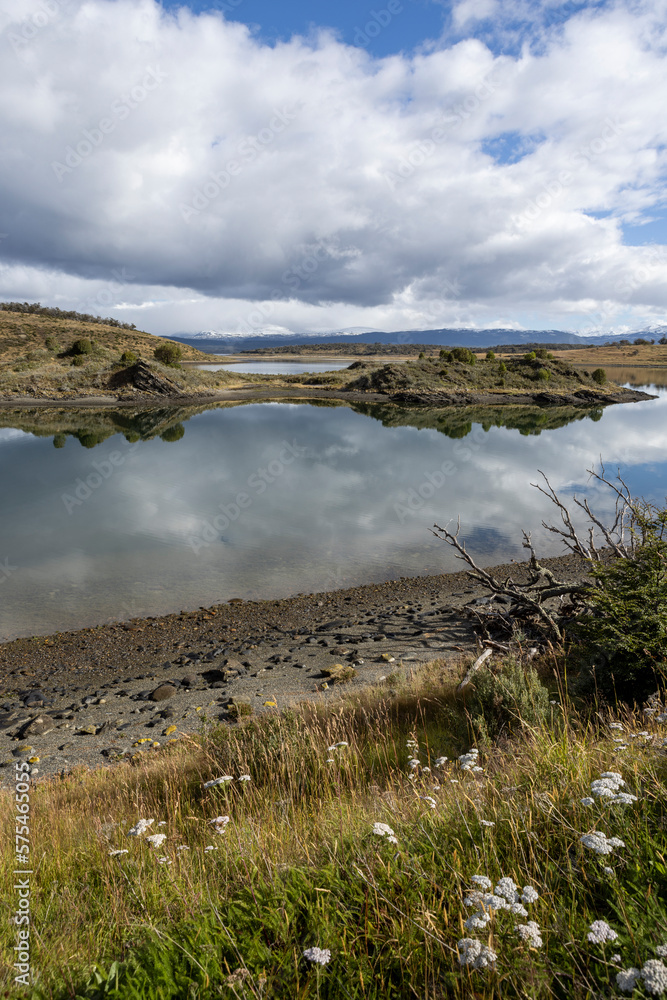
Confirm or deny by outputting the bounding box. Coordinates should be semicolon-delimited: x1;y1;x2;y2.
1;656;666;999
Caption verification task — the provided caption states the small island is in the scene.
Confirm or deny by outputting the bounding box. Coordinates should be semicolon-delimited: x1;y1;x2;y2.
0;306;656;409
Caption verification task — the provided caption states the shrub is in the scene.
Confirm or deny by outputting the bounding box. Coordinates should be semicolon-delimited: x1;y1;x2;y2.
591;367;607;384
450;347;476;364
524;351;537;361
418;351;425;359
467;658;551;743
485;350;495;360
439;349;453;362
53;433;66;448
160;424;185;442
534;348;553;360
45;336;60;352
71;338;93;355
569;509;667;702
498;361;507;374
120;350;138;364
154;343;182;366
71;355;85;366
536;368;550;381
660;336;667;345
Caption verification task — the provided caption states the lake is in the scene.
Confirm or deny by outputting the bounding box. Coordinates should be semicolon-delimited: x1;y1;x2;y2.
1;372;666;640
195;361;351;374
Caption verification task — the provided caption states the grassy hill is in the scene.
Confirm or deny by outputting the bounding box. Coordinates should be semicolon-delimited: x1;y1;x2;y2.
0;308;245;399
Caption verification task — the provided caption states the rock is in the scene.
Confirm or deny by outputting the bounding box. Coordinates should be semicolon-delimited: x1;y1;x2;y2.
321;664;357;683
18;716;55;738
11;745;33;758
150;684;177;702
160;707;175;719
181;675;198;688
77;724;98;735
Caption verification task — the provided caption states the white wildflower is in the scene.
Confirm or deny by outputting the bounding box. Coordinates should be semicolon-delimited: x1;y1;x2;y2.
495;877;519;902
422;766;431;773
457;938;497;969
128;818;154;837
587;920;618;944
516;921;543;948
434;756;448;767
481;893;509;911
521;886;540;904
326;758;335;762
616;968;641;992
145;833;167;848
157;821;167;827
509;902;529;916
656;945;667;958
472;765;484;772
157;856;172;865
450;779;459;783
581;797;595;806
176;845;190;851
420;795;437;808
464;892;484;908
372;822;396;841
603;866;614;876
108;849;128;857
600;771;625;782
611;954;622;964
580;831;625;855
657;713;667;723
609;723;624;731
470;875;493;890
203;776;234;789
480;819;495;827
209;815;230;834
644;708;657;715
641;959;667;995
327;742;348;750
638;731;650;737
303;947;331;965
237;774;251;782
611;792;638;805
464;911;491;931
204;845;218;852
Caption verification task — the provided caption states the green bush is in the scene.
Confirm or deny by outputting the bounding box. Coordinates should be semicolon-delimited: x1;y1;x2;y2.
120;350;138;364
569;510;667;702
592;367;607;384
439;349;453;362
450;347;476;364
71;338;93;355
467;658;551;743
53;433;66;449
498;360;507;374
418;351;425;359
71;355;86;366
485;350;495;360
534;348;553;360
45;336;60;352
524;351;537;361
536;368;550;381
160;424;185;442
153;343;182;366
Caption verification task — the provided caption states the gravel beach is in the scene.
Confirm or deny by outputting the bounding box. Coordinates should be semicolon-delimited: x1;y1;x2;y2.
0;553;589;787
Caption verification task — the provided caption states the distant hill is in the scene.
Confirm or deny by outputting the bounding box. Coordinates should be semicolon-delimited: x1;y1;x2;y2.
171;327;650;355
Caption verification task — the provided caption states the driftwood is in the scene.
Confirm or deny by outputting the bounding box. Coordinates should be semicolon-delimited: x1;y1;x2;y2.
432;466;656;649
457;647;493;692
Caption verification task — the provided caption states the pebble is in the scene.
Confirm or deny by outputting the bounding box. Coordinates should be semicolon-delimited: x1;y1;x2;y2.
150;684;177;702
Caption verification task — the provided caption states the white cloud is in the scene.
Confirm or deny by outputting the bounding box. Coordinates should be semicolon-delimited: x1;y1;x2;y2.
1;0;666;335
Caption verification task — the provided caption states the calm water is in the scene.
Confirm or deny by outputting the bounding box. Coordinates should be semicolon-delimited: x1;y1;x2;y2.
1;375;666;639
195;361;351;374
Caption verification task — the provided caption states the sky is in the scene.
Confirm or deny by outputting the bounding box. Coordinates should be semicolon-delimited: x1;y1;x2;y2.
1;0;666;337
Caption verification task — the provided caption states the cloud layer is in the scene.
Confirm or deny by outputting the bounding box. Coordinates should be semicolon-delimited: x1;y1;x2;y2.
1;0;667;335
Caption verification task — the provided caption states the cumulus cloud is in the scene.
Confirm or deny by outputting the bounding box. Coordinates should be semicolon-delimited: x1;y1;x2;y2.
0;0;666;335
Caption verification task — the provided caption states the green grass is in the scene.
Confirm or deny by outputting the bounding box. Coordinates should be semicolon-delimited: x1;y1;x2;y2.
1;658;666;999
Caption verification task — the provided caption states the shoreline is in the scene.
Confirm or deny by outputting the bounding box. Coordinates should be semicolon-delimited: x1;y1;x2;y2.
0;552;590;785
0;384;654;410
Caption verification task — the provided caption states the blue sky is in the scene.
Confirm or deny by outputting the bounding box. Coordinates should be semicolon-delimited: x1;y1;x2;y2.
161;0;448;58
0;0;666;336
